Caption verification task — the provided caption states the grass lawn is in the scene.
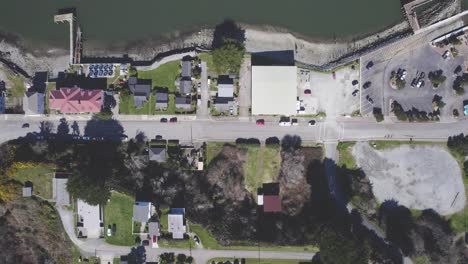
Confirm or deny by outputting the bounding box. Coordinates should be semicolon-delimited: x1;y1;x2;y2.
207;258;312;264
206;142;227;165
238;144;260;194
152;93;176;115
337;142;357;169
6;73;26;103
107;66;121;87
10;163;55;199
119;93;152;115
199;53;215;73
446;148;468;233
242;145;281;195
368;140;437;150
137;61;180;92
104;192;136;246
45;82;56;114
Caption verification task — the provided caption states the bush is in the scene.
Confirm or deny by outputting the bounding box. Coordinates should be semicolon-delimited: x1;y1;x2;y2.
373;107;384;122
428;70;447;88
212;39;245;74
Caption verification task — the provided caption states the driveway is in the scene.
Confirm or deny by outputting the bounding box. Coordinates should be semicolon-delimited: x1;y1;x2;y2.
238;57;252;118
197;61;209;119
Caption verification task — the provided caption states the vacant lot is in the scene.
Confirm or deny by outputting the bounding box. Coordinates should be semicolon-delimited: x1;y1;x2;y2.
9;163;55;199
137;61;180;92
104;192;136;246
352;142;465;215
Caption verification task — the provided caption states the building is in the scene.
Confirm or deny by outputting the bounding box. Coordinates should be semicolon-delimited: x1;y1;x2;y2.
133;201;153;223
148;221;160;248
77;199;103;238
49;87;102;114
257;183;282;213
155;92;168;110
179;78;192;95
53;173;71;207
181;60;192;78
128;77;152;107
175;96;192;110
251;66;297;115
23;92;45;115
217;75;234;98
149;147;166;162
213;97;235;113
168;208;186;239
22;182;33;197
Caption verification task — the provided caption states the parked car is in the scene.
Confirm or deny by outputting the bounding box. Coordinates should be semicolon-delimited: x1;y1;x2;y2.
22;123;29;128
160;118;168;123
363;81;371;89
308;120;316;126
155;135;163;140
152;235;157;244
366;95;374;104
366;61;374;69
352;89;359;96
291;118;298;126
169;117;177;123
107;225;112;237
304;89;311;94
142;240;150;247
256;119;265;125
352;80;359;86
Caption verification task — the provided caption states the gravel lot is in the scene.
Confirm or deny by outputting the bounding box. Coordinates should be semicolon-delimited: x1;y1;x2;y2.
352;142;465;215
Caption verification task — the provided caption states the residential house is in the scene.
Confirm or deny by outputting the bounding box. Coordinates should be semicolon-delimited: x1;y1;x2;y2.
149;147;166;162
178;58;192;95
168;208;186;239
213;97;235;113
175;96;192;110
148;221;160;248
49;87;103;114
23;92;45;115
257;183;282;213
179;78;192;95
217;75;234;98
77;199;103;238
133;201;153;223
53;173;71;207
155;92;168;110
181;60;192;78
128;77;152;108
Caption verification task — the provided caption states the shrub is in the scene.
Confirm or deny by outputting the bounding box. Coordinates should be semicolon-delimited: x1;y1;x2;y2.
428;70;447;88
373;107;384;122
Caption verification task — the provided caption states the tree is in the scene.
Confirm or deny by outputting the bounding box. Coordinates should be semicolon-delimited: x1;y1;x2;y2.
212;39;245;74
373;107;384;122
57;118;70;136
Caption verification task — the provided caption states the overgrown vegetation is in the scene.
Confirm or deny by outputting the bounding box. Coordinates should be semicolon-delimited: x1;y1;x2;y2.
452;73;468;95
391;100;438;122
132;61;180;92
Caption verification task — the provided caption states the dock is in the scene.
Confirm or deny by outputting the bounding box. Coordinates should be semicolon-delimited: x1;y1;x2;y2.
54;13;81;65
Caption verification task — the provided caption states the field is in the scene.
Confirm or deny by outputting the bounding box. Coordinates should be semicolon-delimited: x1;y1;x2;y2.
207;258;313;264
137;61;180;92
104;192;136;246
9;163;55;199
119;94;153;115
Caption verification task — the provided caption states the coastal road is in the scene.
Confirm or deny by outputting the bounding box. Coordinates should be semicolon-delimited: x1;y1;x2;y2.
0;116;467;144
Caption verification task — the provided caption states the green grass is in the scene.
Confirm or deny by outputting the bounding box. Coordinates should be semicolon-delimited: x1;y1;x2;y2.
337;142;357;169
238;144;260;194
241;145;281;195
151;93;176;115
206;142;227;165
119;93;152;115
107;66;121;87
137;61;180;92
190;224;220;249
158;237;195;249
159;207;170;231
199;53;215;72
10;163;55;199
368;140;438;150
45;82;56;114
104;192;137;246
6;73;26;103
113;258;120;264
207;258;312;264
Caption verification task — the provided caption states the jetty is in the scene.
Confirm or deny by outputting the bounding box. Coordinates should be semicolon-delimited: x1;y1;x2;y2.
54;13;82;65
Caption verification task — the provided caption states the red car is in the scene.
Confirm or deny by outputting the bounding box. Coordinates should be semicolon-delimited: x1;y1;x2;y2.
304;89;311;94
256;119;265;125
152;235;157;243
169;117;177;123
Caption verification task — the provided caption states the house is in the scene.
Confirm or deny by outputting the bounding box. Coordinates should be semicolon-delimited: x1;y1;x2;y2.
251;66;297;115
133;201;153;223
23;92;45;115
217;75;234;98
257;183;282;213
181;59;192;78
148;221;160;248
22;182;33;197
155;92;168;110
53;173;71;207
149;147;166;162
77;199;103;238
128;77;152;107
49;87;103;114
213;97;235;113
168;208;186;239
179;78;192;95
175;96;192;110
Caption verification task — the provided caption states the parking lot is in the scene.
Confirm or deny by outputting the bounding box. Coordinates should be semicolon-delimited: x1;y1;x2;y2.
298;67;360;118
361;42;468;119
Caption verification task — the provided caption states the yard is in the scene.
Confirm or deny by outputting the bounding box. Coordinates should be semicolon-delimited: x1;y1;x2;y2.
45;82;56;114
206;142;228;165
6;73;26;104
104;192;136;246
336;142;357;169
8;162;55;199
136;61;180;93
119;93;152;115
207;258;312;264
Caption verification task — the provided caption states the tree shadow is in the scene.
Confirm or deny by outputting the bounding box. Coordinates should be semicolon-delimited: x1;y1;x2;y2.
71;121;80;135
57;118;70;136
212;19;246;48
39;121;55;135
83;115;125;139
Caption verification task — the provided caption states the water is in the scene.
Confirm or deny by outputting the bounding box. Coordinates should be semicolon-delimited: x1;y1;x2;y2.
0;0;404;49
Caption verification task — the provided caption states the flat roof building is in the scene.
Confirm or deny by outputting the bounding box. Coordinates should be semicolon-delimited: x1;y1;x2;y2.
77;199;103;238
251;66;297;116
168;208;186;239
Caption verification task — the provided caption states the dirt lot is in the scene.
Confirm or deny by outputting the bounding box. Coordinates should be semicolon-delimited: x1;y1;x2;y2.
352;142;465;215
299;66;360;117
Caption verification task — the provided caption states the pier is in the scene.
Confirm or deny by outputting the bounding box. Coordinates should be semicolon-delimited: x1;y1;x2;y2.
54;13;81;65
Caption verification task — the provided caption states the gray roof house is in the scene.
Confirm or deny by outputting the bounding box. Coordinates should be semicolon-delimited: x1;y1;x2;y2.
214;97;235;113
133;201;153;223
22;185;32;197
128;77;152;108
168;208;186;239
179;78;192;95
175;97;192;110
149;147;166;162
217;76;234;98
181;60;192;78
23;92;45;115
155;92;168;110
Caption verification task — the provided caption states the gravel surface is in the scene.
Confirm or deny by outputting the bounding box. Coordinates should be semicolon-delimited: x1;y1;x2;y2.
352;142;465;215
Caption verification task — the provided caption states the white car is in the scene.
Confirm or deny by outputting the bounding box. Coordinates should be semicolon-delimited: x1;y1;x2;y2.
279;121;291;127
107;226;112;237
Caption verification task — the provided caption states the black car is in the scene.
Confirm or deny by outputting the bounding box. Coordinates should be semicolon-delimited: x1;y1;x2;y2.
366;61;374;69
22;123;29;128
142;240;149;246
352;80;359;86
160;118;168;123
352;89;359;96
363;81;372;89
